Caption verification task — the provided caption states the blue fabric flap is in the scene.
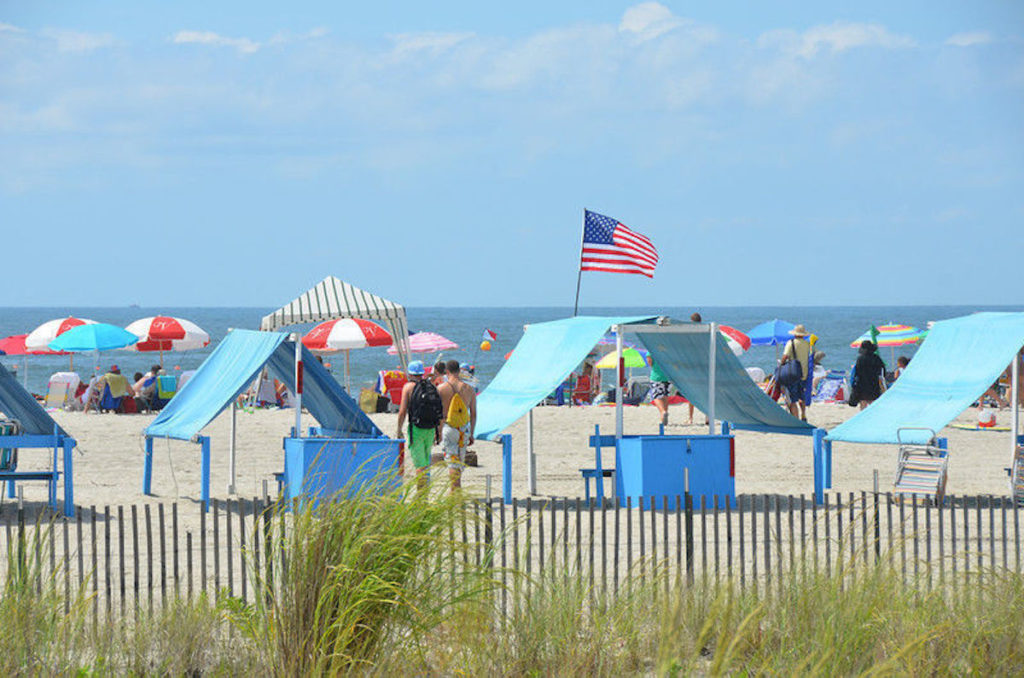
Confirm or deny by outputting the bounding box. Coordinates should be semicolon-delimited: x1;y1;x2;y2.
635;328;811;430
828;312;1024;444
475;315;657;441
0;361;67;437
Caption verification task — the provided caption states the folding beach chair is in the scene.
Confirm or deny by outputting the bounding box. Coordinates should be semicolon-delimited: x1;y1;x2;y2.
44;372;80;409
893;428;948;504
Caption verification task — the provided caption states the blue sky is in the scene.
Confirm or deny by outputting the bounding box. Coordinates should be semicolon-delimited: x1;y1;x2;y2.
2;2;1022;308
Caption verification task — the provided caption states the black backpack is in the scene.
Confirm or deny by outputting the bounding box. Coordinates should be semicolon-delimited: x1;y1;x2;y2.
408;379;443;429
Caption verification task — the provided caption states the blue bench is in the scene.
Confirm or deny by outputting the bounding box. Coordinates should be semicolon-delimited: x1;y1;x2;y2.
580;468;614;502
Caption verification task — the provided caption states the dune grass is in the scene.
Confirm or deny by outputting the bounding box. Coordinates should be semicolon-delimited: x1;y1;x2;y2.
2;490;1024;676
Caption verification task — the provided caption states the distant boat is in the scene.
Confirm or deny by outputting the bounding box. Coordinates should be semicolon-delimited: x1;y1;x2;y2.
129;303;141;309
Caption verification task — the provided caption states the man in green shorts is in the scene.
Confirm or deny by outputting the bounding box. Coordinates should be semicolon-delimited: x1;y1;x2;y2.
395;360;442;487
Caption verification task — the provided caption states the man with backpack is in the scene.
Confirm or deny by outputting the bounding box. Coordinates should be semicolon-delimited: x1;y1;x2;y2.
438;359;477;491
395;360;443;486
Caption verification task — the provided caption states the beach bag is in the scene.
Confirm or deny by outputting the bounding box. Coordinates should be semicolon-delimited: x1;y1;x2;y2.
446;391;471;428
777;358;802;386
409;379;443;429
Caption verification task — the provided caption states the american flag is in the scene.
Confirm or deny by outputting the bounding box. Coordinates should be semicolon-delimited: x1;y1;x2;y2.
580;210;659;278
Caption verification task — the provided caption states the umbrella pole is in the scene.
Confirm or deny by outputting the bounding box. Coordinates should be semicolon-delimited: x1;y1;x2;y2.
345;350;351;393
23;357;28;390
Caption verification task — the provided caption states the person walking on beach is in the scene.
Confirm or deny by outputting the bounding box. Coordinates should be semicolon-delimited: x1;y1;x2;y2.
848;340;886;410
438;358;477;491
432;361;447;386
780;325;812;420
395;360;443;487
649;357;671;426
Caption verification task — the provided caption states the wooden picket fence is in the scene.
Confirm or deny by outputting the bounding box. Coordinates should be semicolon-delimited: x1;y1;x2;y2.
1;492;1022;620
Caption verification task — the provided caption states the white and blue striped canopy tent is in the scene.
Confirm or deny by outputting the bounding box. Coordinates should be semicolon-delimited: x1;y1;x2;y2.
259;276;411;369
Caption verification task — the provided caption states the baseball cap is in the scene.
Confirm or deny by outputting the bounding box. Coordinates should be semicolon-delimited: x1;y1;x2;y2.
407;360;425;376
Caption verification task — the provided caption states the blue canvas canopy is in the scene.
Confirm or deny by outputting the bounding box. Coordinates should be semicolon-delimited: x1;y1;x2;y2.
0;360;67;436
475;316;657;440
634;327;812;431
828;312;1024;445
145;329;380;441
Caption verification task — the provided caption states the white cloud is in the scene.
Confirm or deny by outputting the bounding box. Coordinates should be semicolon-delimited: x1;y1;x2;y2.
0;22;25;33
389;31;474;56
41;28;115;52
760;22;916;59
172;30;260;54
619;2;683;42
945;31;993;47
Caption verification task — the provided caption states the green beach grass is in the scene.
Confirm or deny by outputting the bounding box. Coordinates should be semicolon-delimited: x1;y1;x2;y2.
3;486;1023;676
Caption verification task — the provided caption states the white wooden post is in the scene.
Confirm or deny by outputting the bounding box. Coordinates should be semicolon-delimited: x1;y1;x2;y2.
708;322;717;435
527;408;537;495
615;325;624;440
1012;353;1020;490
228;401;237;495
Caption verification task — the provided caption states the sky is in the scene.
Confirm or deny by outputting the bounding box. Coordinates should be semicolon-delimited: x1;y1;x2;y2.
2;1;1023;308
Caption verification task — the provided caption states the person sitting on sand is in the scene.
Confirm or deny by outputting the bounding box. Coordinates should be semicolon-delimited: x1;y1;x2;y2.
87;364;134;413
894;356;910;380
438;359;476;491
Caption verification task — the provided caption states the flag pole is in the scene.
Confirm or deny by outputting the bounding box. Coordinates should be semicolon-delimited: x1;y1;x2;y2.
573;208;586;317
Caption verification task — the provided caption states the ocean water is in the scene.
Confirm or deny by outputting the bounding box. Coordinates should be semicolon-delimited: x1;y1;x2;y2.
1;305;1020;396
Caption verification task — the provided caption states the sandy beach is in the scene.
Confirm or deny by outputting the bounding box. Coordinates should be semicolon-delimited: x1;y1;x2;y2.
0;400;1010;532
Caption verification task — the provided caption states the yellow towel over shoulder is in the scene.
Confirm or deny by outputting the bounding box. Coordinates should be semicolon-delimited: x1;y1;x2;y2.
446;391;470;428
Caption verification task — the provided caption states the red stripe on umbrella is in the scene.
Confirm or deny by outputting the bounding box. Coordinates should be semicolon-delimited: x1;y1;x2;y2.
302;318;392;352
25;317;97;351
719;325;751;355
126;316;211;352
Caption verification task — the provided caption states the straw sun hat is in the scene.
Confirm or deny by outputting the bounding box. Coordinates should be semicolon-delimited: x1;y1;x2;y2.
789;324;810;337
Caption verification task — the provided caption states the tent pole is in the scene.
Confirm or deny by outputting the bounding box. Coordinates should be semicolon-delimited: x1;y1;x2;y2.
1012;353;1020;491
708;323;717;435
228;401;237;495
527;408;536;495
293;336;303;438
615;325;624;439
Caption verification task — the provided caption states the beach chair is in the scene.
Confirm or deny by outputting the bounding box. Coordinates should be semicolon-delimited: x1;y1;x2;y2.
893;428;948;503
572;375;593;405
44;372;80;409
98;384;124;413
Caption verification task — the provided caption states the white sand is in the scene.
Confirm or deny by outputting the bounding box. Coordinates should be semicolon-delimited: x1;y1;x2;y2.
2;400;1008;536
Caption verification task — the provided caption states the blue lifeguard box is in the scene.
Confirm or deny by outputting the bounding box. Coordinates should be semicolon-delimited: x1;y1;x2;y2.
283;434;401;505
615;434;735;508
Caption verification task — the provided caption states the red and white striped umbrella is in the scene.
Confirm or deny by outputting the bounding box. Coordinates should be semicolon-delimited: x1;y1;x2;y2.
387;331;458;355
126;316;211;352
25;317;98;352
719;325;752;356
302;318;392;352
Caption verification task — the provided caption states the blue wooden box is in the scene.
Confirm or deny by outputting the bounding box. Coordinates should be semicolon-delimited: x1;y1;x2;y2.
614;434;735;508
283;436;400;504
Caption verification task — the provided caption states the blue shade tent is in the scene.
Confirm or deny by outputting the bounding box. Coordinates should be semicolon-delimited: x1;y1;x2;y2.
0;361;67;437
0;361;75;514
828;312;1024;445
144;329;381;508
475;315;657;441
634;329;812;431
146;330;379;441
